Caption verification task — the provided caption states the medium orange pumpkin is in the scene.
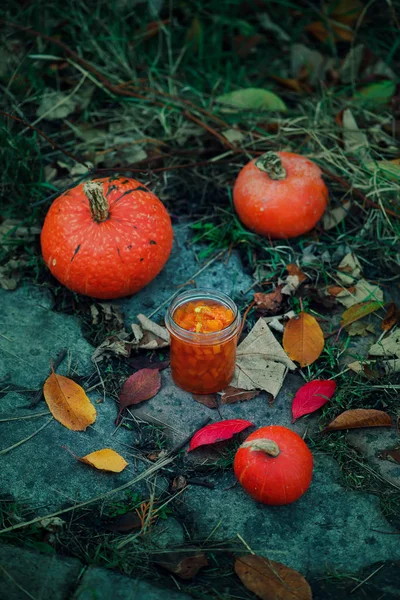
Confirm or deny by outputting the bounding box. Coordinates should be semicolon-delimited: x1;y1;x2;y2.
233;151;328;239
233;425;313;505
41;177;173;299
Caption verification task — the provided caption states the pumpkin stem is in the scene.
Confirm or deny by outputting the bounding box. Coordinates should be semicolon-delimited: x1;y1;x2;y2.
255;151;287;180
240;438;280;457
84;181;109;223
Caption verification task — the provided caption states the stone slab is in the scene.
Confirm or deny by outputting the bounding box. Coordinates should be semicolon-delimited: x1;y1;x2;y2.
347;427;400;488
182;454;400;576
117;225;253;324
0;286;93;389
0;543;81;600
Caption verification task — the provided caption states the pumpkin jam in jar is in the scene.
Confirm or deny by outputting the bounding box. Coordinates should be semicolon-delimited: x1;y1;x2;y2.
165;290;241;394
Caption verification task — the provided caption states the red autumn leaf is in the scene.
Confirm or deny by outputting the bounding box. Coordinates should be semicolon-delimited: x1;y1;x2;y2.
117;368;161;423
292;380;336;422
188;419;254;452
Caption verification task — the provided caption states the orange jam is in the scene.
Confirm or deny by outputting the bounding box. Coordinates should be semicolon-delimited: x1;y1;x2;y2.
165;291;241;395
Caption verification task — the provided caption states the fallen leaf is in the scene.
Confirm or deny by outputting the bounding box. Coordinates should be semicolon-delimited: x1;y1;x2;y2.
43;371;96;431
90;303;124;327
117;369;161;422
324;409;392;432
216;88;287;112
36;89;78;120
340;301;382;328
106;511;142;533
340;44;364;83
254;286;283;313
347;358;400;376
328;285;356;297
235;554;312;600
131;313;170;350
283;312;324;367
292;380;336;422
379;447;400;464
39;517;65;532
382;303;400;332
129;356;170;371
286;264;307;282
219;386;261;405
270;75;306;93
92;332;132;362
322;201;351;230
290;43;325;86
342;110;372;162
365;159;400;183
369;328;400;358
355;80;396;107
258;12;290;42
77;448;128;473
221;128;246;144
231;318;296;399
336;279;383;309
346;321;376;337
188;419;253;451
172;475;187;491
192;394;218;409
155;551;208;579
305;0;363;43
234;34;264;58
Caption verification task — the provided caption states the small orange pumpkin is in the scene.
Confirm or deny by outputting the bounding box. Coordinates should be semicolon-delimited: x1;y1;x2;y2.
233;151;328;239
41;177;173;299
234;425;313;505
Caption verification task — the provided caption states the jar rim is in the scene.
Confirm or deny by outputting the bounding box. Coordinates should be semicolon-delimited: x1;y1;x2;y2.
165;288;241;343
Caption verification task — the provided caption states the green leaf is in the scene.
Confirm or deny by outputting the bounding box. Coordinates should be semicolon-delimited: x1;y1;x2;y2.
365;160;400;182
354;80;396;107
216;88;287;112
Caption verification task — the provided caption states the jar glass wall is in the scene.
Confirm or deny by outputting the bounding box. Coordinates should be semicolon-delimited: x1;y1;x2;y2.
165;289;241;394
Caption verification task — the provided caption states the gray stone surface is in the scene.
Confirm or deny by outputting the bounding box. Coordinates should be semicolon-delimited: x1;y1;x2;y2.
183;454;400;576
150;517;186;549
0;286;93;388
117;225;253;324
0;544;81;600
348;428;400;488
73;566;192;600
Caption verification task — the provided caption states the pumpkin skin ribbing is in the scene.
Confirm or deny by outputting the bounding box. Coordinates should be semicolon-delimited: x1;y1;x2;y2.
41;177;173;299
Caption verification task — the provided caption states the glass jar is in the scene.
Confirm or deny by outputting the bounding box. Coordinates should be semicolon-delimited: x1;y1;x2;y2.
165;289;241;394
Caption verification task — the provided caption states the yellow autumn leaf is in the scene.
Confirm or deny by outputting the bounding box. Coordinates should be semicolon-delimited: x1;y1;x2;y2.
79;448;128;473
43;371;96;431
283;312;324;367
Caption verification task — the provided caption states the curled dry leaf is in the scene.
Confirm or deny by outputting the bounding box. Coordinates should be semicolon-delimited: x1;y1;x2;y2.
283;312;324;367
324;409;392;432
106;511;142;533
335;280;383;309
369;328;400;359
192;394;218;409
281;264;307;296
43;371;96;431
382;303;400;332
219;386;261;405
254;286;283;314
188;419;254;452
117;368;161;423
92;332;131;362
131;313;170;350
337;252;362;285
322;200;351;230
155;550;208;579
232;318;296;399
78;448;128;473
172;475;188;491
292;380;336;422
340;301;382;328
235;554;312;600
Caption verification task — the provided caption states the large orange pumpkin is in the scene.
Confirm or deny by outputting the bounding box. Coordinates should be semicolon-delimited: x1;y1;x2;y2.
233;151;328;239
234;425;313;505
41;177;173;299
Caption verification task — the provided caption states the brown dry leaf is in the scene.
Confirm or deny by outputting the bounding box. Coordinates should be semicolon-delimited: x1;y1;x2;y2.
379;447;400;464
92;332;131;362
192;394;218;409
369;328;400;359
106;511;142;533
235;554;312;600
43;371;96;431
346;321;375;337
337;252;363;284
172;475;188;491
347;358;400;376
155;551;208;579
283;312;324;367
231;318;296;399
90;303;124;327
306;0;363;43
219;386;261;405
324;409;392;432
335;279;383;309
254;286;283;313
131;313;170;350
340;301;382;328
281;264;307;296
328;285;356;297
382;303;400;332
78;448;128;472
270;75;307;93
